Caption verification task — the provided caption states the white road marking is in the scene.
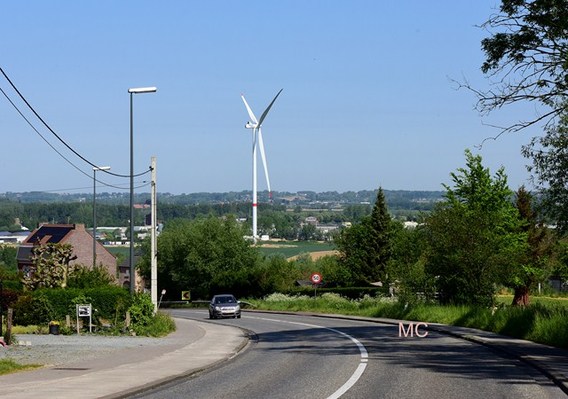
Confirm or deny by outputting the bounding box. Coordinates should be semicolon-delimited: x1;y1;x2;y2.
249;316;368;399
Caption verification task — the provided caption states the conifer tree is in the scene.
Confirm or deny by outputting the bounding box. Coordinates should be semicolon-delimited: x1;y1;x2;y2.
337;187;392;284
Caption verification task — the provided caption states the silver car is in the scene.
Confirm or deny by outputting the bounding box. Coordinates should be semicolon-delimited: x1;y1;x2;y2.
209;294;242;319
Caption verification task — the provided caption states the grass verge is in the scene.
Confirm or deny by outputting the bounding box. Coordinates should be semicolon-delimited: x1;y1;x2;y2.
0;359;42;376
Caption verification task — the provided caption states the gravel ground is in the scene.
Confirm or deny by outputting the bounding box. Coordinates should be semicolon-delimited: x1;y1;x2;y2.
0;333;183;367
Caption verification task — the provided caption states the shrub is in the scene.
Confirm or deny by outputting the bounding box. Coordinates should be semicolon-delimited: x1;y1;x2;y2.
0;288;20;310
67;265;116;288
34;287;131;321
12;293;55;326
128;293;155;335
132;311;176;337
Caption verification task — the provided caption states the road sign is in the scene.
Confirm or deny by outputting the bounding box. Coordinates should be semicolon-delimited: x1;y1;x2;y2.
76;304;93;334
181;291;191;301
77;304;91;317
310;272;322;284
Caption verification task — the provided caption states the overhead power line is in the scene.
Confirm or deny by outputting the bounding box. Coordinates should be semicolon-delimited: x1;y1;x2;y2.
0;67;151;180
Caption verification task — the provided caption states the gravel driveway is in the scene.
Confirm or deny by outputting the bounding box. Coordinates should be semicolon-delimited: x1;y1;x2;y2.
0;332;184;367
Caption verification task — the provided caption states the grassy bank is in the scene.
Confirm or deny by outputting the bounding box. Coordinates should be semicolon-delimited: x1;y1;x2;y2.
0;359;41;375
247;293;568;349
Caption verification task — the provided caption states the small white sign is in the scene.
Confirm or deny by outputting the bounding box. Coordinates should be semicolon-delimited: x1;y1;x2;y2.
77;304;91;317
76;304;93;334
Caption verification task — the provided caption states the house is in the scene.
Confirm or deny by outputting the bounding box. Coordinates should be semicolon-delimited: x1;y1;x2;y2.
16;223;117;282
0;230;30;244
305;216;318;225
118;251;145;290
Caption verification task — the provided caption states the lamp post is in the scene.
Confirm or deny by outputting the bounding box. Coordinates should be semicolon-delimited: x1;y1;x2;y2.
128;86;157;294
93;166;111;269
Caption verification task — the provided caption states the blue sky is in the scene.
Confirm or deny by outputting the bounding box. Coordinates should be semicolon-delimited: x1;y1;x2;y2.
1;1;541;195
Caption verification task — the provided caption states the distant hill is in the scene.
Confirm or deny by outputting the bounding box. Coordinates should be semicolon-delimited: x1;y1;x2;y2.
0;189;444;209
0;189;444;235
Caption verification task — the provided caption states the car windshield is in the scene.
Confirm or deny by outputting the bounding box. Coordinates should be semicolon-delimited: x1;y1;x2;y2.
215;296;236;304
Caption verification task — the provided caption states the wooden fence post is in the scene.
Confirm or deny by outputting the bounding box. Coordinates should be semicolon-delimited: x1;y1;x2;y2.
6;308;13;345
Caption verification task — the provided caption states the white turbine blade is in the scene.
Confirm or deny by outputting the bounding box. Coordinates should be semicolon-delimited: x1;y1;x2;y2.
257;89;283;127
258;128;271;194
241;94;258;124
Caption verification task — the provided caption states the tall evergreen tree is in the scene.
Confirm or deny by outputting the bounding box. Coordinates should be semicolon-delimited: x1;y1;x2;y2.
336;187;392;284
368;188;393;281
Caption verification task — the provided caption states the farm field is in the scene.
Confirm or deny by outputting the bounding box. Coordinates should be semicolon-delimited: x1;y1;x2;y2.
106;241;337;261
106;246;130;257
257;241;336;259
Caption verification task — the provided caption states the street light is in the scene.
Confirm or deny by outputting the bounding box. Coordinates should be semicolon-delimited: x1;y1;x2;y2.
128;86;157;294
93;166;111;269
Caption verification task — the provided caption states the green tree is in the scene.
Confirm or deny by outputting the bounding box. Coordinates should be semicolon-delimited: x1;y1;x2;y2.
522;113;568;233
66;265;117;289
141;217;260;299
0;244;17;272
298;223;318;241
23;243;79;290
470;0;568;133
252;255;301;295
388;222;434;302
336;187;392;285
425;150;522;306
508;186;557;305
368;188;393;279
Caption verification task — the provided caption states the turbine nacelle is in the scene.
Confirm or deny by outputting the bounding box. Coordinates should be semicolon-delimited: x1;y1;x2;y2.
245;122;257;129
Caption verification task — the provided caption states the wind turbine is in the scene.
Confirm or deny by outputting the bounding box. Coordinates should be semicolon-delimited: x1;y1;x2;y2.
241;89;283;243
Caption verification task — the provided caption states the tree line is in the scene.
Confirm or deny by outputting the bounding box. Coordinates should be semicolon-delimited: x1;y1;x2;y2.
132;150;568;305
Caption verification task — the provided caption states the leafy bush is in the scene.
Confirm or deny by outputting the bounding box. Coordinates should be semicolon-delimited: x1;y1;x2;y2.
264;293;310;302
128;293;155;335
132;311;176;337
12;293;55;326
0;287;20;311
66;265;116;288
34;287;131;321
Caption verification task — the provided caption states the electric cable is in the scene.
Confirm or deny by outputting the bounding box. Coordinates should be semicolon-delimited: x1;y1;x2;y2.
0;85;130;191
0;67;150;179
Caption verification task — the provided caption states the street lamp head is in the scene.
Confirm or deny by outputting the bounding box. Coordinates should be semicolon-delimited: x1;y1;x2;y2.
93;166;111;171
128;87;157;94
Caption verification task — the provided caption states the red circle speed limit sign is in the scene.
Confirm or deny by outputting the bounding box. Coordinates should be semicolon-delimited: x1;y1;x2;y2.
310;273;322;284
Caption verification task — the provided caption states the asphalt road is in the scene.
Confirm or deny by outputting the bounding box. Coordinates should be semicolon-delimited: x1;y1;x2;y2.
129;309;565;399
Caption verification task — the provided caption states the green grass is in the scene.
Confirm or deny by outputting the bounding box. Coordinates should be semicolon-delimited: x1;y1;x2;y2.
107;241;336;260
248;293;568;349
497;295;568;308
257;241;335;258
9;325;46;334
0;359;42;376
105;246;130;257
131;311;177;337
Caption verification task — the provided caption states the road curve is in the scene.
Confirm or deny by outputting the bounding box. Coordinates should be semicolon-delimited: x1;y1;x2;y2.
130;310;566;399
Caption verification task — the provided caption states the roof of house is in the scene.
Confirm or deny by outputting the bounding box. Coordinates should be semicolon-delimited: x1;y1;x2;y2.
23;224;76;245
16;245;34;263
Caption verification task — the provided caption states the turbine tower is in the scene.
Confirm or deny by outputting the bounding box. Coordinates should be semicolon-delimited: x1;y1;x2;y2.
241;89;283;243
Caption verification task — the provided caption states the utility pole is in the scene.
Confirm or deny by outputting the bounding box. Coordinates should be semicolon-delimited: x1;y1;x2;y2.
151;156;158;312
